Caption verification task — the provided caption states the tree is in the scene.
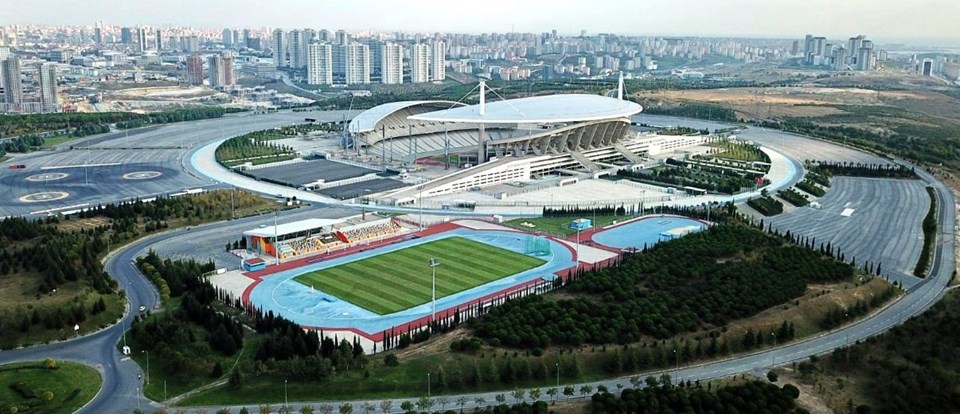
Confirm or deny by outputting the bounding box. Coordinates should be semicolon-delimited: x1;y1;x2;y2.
239;408;250;414
259;405;273;414
338;403;353;414
211;361;224;378
767;370;779;382
495;393;506;405
399;401;413;413
579;385;593;396
218;409;232;414
473;397;486;408
563;386;575;398
456;396;468;413
299;406;316;414
546;388;557;401
384;354;399;367
42;390;54;402
511;388;526;402
416;396;434;411
318;404;334;414
361;402;375;414
229;367;244;388
629;376;642;388
436;396;449;410
529;388;542;401
43;358;57;369
378;400;393;414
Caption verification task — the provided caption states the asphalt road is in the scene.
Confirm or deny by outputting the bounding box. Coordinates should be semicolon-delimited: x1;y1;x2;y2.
0;114;954;414
0;110;351;217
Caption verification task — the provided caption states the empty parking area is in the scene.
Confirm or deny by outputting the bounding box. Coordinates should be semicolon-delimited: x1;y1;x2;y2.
247;159;377;187
317;178;408;200
766;177;929;288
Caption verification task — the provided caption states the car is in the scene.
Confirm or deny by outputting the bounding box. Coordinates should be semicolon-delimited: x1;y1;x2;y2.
138;305;147;313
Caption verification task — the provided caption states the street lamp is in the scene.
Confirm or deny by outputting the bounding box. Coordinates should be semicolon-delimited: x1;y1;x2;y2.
673;348;679;383
427;372;431;397
428;258;440;325
142;350;149;385
771;332;777;366
284;379;288;408
274;210;280;266
555;363;560;402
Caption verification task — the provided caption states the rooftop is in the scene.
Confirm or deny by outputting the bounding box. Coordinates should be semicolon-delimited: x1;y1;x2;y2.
408;94;642;124
242;218;345;238
349;100;463;134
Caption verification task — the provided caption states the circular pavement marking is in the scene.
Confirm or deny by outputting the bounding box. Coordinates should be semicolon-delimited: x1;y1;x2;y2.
19;191;70;203
122;171;162;180
26;172;69;182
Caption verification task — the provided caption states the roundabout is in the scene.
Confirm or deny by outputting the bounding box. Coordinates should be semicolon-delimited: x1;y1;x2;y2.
25;172;69;182
122;171;163;180
18;191;70;203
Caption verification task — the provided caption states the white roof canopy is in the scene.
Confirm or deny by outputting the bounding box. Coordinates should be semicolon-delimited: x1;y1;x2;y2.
408;94;643;124
243;218;344;238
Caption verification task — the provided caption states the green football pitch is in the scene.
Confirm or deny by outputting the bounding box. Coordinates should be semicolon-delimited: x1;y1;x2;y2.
293;236;546;315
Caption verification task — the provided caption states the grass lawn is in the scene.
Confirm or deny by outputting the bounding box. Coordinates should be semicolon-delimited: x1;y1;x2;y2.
39;134;81;149
503;215;632;237
0;360;102;414
293;237;544;314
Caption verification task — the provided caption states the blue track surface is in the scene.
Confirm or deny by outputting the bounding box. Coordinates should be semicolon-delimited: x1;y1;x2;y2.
247;228;575;333
592;216;706;250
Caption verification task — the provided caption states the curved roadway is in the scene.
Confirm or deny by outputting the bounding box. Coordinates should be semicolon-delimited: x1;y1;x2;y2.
0;113;953;414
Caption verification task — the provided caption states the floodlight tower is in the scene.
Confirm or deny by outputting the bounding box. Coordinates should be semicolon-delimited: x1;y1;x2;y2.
428;258;440;325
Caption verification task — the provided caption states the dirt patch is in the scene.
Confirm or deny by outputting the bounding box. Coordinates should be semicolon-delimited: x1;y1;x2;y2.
395;326;470;360
777;370;836;414
54;216;111;232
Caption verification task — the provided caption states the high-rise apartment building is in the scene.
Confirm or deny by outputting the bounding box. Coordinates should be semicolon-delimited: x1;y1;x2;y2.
411;43;430;83
94;26;104;45
135;27;149;52
222;28;234;47
381;42;403;84
39;63;58;112
307;42;333;85
120;27;133;44
1;56;22;110
272;29;287;68
222;55;235;86
340;43;370;85
430;40;446;81
288;30;306;69
155;29;163;50
335;30;349;46
186;54;204;86
208;55;225;87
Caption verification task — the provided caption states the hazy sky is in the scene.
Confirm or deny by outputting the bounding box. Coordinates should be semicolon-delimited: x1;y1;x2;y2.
4;0;960;42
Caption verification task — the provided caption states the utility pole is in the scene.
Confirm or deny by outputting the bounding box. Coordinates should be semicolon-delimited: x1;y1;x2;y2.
428;258;440;325
274;210;280;265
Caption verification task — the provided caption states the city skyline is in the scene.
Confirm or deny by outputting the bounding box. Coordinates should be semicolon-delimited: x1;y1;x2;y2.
3;0;960;44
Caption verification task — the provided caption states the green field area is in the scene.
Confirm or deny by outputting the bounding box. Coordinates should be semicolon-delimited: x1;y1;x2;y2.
504;215;629;237
0;360;102;414
293;237;545;315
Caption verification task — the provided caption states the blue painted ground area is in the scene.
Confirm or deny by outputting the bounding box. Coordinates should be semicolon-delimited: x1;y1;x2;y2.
592;216;707;250
247;228;575;333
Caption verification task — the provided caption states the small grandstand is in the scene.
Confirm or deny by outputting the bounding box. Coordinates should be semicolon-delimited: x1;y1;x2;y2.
242;217;405;261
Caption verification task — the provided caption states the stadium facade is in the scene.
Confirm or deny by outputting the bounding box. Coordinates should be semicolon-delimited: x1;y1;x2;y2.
347;80;706;203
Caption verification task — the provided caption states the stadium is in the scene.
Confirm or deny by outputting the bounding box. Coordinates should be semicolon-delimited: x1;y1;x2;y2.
216;214;707;353
205;82;795;352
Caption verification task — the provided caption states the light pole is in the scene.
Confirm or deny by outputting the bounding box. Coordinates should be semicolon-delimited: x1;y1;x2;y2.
274;210;280;265
428;258;440;325
771;332;777;366
428;372;431;397
418;185;424;231
142;350;149;385
575;222;581;271
284;379;288;408
673;348;679;383
555;363;560;402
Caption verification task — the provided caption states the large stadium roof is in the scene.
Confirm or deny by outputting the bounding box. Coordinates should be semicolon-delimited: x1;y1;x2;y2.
408;94;643;124
243;218;344;238
349;100;463;134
